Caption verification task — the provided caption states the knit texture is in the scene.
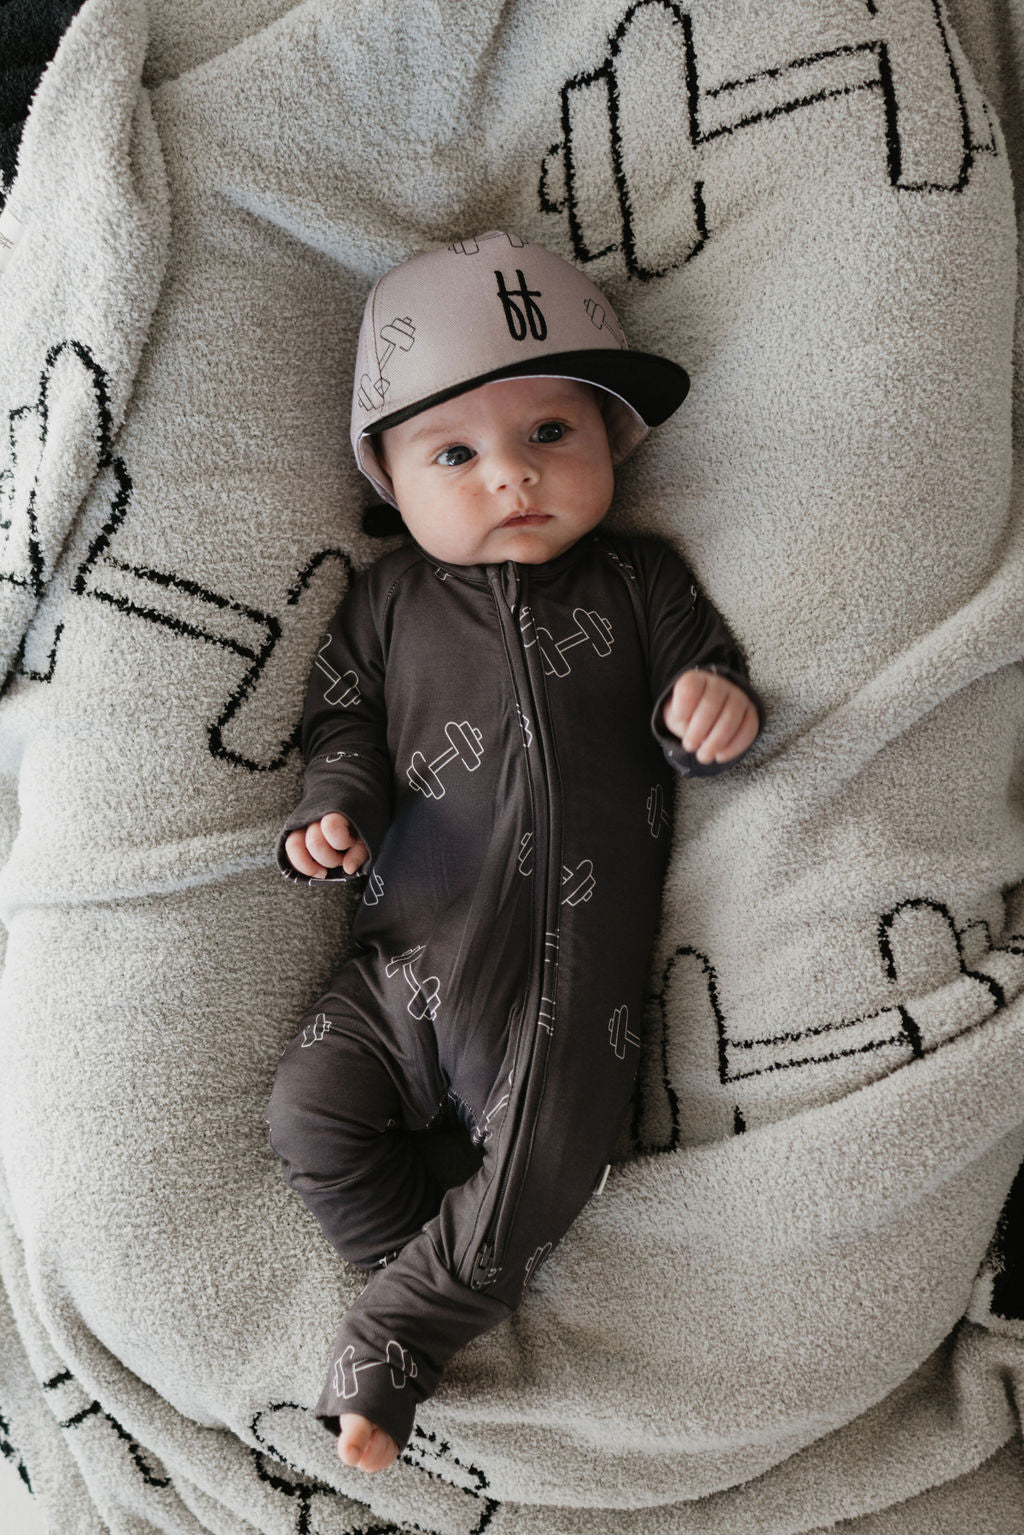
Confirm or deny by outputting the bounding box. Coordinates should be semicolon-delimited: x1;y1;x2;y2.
1;1;1023;1530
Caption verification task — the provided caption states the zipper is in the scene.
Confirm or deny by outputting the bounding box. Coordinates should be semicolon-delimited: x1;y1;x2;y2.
469;562;563;1290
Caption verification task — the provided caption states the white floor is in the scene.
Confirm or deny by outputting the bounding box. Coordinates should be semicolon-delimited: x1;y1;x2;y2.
0;1451;49;1533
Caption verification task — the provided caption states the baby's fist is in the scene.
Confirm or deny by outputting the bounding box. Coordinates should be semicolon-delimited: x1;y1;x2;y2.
285;813;369;879
663;670;758;765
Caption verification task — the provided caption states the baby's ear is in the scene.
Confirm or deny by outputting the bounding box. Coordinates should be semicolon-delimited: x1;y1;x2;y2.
362;502;407;538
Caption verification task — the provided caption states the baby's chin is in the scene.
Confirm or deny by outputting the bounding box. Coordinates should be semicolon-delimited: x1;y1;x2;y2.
414;518;590;565
478;526;583;565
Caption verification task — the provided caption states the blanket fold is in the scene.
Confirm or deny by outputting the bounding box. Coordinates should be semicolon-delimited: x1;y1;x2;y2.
1;1;1023;1531
0;0;168;691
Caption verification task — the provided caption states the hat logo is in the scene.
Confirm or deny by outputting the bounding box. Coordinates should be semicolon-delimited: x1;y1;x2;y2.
495;269;547;342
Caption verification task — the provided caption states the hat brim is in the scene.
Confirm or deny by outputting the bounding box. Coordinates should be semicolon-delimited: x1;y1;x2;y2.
357;349;690;506
363;348;689;437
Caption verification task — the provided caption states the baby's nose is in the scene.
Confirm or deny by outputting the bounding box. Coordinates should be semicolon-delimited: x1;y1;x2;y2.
490;446;538;490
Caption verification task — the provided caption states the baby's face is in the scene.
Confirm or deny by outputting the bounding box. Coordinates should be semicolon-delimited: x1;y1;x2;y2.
376;377;614;566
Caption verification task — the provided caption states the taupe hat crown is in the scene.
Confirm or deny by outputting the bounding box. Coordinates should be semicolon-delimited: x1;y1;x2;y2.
350;231;690;505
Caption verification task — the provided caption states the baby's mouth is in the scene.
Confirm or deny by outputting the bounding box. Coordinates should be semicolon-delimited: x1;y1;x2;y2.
500;510;551;526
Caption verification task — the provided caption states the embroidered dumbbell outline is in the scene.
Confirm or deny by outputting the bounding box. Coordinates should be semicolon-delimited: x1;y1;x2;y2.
541;1;997;281
524;1242;553;1286
300;1013;333;1048
313;637;361;707
601;543;638;581
583;297;626;347
516;703;533;748
332;1340;418;1401
385;1340;418;1389
609;1003;640;1059
518;832;533;875
357;315;417;413
561;858;596;905
538;931;559;1034
386;944;441;1021
448;231;526;256
632;900;1024;1155
363;871;384;906
520;604;614;677
407;720;485;798
647;783;671;838
517;834;596;904
482;1081;512;1141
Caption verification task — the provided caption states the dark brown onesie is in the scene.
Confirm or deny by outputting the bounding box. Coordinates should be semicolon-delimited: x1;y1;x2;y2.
267;530;757;1450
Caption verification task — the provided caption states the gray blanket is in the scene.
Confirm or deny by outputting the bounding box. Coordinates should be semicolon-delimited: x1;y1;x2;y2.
2;1;1023;1530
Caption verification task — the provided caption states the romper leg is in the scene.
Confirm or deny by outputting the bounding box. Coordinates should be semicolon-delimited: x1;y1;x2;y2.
267;1002;442;1270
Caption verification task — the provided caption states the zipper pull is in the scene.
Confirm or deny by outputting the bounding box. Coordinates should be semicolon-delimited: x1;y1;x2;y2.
487;561;520;613
500;561;519;613
470;1243;496;1291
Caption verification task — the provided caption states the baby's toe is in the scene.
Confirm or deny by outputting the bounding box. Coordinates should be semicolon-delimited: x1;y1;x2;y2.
337;1415;374;1467
362;1428;399;1473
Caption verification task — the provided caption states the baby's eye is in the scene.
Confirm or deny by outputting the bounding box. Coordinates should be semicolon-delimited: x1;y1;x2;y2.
435;444;474;467
531;421;567;444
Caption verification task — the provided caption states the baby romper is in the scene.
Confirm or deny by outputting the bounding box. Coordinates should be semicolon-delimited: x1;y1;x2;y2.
267;529;757;1449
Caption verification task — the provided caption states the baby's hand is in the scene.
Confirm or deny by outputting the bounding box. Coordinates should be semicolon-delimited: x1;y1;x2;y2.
662;670;759;765
285;813;369;879
337;1412;398;1473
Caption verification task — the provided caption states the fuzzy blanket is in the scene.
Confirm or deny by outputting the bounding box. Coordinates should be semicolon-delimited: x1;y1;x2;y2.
2;1;1024;1531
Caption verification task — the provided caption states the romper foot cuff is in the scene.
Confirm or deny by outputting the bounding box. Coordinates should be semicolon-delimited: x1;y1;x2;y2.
316;1336;420;1452
315;1237;515;1451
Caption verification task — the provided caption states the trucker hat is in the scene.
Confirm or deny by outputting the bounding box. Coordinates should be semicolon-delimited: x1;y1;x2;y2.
351;230;690;506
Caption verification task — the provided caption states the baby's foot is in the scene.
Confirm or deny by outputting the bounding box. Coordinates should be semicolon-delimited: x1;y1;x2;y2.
337;1412;398;1473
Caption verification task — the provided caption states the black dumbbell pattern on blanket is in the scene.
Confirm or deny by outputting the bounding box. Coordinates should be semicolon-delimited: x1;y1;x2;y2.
540;0;998;276
0;1404;31;1495
249;1405;499;1534
4;350;1023;1102
0;1375;499;1534
1;6;1019;1531
634;897;1024;1152
0;341;352;770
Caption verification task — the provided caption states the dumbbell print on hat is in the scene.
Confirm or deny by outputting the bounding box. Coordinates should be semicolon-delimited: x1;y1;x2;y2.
407;720;485;798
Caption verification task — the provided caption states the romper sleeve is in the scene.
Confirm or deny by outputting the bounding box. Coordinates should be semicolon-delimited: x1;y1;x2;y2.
276;569;393;882
632;538;764;779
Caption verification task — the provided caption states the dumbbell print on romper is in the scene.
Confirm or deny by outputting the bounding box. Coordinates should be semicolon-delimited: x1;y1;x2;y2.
608;1004;641;1060
332;1339;418;1401
519;604;614;677
647;783;671;838
518;833;596;905
314;637;361;707
407;720;485;798
385;944;442;1021
300;1013;334;1048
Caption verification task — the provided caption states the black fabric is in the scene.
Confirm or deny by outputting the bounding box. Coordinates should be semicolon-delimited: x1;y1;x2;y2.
267;532;758;1449
992;1162;1024;1322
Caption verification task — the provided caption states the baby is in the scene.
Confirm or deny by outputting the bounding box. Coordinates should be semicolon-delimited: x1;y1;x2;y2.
268;232;760;1472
